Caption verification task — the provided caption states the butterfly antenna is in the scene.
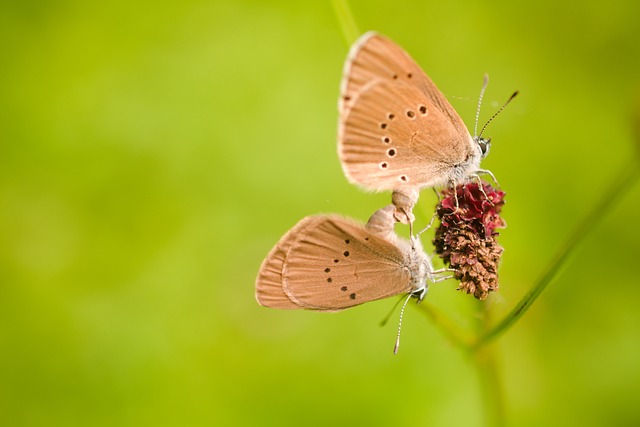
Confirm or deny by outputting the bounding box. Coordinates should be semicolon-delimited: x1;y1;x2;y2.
393;293;413;355
417;210;438;236
474;74;490;137
477;90;519;139
379;296;406;327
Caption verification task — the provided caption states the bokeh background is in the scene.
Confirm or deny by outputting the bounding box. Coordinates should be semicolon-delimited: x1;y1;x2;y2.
2;0;639;425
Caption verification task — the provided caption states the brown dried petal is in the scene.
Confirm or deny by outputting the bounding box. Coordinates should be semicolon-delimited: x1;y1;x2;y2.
433;182;506;300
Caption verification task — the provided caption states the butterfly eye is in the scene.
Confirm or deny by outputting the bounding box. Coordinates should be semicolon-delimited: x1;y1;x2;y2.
412;287;426;302
478;137;491;158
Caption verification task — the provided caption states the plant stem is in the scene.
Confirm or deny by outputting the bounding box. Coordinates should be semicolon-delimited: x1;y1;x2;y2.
417;302;473;348
472;160;640;350
473;344;506;427
472;301;506;427
331;0;360;45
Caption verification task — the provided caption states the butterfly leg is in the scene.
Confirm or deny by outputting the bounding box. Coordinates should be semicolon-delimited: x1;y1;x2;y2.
469;173;497;208
417;209;438;236
407;212;414;237
475;169;499;187
430;267;456;283
432;275;455;283
450;179;460;209
472;174;491;201
432;268;456;274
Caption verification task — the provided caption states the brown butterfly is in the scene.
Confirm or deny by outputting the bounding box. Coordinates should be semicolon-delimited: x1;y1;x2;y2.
255;205;442;312
338;32;514;224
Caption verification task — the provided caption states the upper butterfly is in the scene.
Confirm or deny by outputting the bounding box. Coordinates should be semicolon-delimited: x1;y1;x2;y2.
338;32;495;224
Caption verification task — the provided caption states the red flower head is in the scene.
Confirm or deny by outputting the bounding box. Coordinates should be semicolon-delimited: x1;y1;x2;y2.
433;182;506;300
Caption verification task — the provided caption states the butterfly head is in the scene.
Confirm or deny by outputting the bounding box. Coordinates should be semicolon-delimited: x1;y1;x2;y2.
409;240;433;303
476;136;491;159
411;286;427;303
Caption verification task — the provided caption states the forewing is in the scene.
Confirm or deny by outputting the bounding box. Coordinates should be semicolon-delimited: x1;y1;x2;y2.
282;216;412;310
256;216;324;309
339;31;469;137
339;80;473;191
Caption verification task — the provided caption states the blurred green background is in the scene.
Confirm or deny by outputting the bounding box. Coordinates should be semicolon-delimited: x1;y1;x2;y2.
2;0;639;425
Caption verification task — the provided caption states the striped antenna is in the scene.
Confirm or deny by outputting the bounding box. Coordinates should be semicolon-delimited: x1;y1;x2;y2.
393;293;414;354
478;90;520;139
474;74;490;137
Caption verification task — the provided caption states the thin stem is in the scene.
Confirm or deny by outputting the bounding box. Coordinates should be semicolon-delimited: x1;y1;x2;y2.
416;302;473;348
474;345;506;427
331;0;360;45
472;160;640;350
472;301;506;427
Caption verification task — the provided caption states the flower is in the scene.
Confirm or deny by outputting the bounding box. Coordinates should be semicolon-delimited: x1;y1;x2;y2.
433;181;506;300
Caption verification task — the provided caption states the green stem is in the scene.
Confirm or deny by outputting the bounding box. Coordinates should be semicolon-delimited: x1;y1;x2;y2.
474;344;506;427
472;160;640;350
331;0;360;45
472;301;506;427
417;302;473;348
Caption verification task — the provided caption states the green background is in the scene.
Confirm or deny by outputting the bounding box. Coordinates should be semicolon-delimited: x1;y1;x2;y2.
2;0;639;425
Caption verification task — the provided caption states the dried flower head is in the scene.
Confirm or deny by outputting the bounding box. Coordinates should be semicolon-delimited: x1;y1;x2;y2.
433;181;506;300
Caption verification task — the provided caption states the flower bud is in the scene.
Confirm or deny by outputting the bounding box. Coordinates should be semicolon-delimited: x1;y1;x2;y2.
433;182;506;300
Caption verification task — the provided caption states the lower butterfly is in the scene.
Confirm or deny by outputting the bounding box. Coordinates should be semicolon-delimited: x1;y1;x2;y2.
256;204;448;311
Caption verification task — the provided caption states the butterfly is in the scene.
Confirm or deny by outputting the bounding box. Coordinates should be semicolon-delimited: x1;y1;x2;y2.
255;205;441;311
338;32;514;224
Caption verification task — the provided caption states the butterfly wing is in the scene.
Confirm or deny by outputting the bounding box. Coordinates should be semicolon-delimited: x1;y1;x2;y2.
282;215;413;311
256;216;324;309
338;32;476;192
340;80;474;190
340;32;469;132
